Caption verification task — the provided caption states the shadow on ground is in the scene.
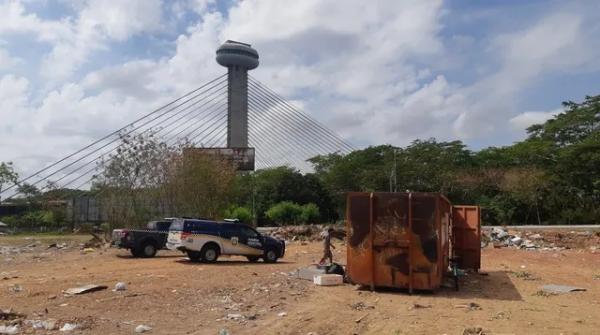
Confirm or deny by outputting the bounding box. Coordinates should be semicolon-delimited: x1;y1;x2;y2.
174;259;294;266
354;271;522;301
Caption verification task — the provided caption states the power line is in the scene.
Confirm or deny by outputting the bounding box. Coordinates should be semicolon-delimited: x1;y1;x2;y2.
249;77;354;153
2;74;227;195
249;80;352;154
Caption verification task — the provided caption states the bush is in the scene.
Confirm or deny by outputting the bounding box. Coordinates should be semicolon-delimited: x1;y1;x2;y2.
265;201;303;226
300;203;320;224
224;206;253;224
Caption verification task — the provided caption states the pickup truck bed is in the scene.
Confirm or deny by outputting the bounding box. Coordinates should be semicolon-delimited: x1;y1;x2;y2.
112;220;172;258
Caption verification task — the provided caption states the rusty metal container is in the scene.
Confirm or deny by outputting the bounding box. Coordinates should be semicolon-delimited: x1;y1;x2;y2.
346;192;480;292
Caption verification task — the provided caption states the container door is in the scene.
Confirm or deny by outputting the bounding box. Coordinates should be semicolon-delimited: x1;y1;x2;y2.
452;205;481;271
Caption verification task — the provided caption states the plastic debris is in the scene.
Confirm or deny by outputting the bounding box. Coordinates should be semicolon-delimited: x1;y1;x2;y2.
114;282;127;291
226;314;243;321
8;284;22;293
0;325;19;335
277;312;287;317
83;248;95;253
135;324;152;333
313;274;343;286
541;284;586;294
218;329;230;335
60;323;78;332
510;236;523;246
63;284;108;295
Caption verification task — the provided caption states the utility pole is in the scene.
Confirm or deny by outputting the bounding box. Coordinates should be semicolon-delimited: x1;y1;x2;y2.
389;148;397;192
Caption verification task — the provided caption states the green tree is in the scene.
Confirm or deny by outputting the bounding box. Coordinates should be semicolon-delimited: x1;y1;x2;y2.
223;206;253;224
0;162;18;204
265;201;303;226
300;203;320;224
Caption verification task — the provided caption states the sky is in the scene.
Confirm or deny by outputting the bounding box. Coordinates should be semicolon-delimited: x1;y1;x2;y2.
1;0;600;176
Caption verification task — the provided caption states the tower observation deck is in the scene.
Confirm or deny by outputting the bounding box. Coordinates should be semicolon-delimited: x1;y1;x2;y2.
216;40;259;148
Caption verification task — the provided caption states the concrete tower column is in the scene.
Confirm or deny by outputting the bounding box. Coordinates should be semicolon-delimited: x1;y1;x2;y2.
216;41;259;148
227;66;249;147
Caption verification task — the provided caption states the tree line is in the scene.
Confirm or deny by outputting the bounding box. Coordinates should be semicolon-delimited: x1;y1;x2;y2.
0;94;597;229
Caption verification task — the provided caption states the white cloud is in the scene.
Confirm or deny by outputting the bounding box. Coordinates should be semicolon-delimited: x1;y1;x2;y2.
509;109;561;131
0;0;165;81
0;47;21;70
451;10;600;141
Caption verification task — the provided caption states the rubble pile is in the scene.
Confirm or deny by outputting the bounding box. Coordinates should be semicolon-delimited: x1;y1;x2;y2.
486;227;600;251
266;225;326;241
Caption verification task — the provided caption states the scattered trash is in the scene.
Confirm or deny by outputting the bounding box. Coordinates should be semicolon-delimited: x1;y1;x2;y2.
44;319;58;330
277;312;287;317
296;265;326;281
462;326;486;335
8;284;22;293
455;302;482;311
64;284;108;295
135;324;152;333
0;309;25;321
48;243;68;250
512;271;540;281
218;329;230;335
490;311;511;320
350;302;375;311
226;314;244;321
83;248;95;254
408;303;431;310
541;284;586;294
60;323;78;332
485;228;599;250
313;274;343;286
510;236;523;246
354;314;368;323
529;233;543;240
114;282;127;291
0;325;19;335
25;319;57;330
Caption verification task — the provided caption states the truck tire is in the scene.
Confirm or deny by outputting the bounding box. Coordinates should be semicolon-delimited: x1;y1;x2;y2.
139;241;157;258
187;250;202;262
263;249;278;263
246;256;260;263
130;248;141;258
200;244;220;263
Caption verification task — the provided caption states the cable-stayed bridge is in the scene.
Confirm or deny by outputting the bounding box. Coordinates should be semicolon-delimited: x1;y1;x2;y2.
1;41;353;201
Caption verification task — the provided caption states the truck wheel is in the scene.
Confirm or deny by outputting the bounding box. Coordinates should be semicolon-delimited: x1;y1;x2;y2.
140;242;157;258
246;256;259;263
187;250;202;262
263;249;278;263
201;244;220;263
130;248;140;258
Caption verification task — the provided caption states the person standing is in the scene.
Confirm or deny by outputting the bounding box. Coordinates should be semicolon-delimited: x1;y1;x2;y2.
319;227;335;265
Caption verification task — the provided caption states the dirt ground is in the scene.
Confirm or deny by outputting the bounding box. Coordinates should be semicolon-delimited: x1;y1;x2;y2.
1;234;599;335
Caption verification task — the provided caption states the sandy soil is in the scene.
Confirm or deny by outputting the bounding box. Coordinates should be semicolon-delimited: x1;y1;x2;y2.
1;237;599;335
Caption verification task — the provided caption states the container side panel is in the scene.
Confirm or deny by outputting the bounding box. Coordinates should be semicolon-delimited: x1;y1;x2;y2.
373;193;409;287
452;205;481;271
346;193;373;285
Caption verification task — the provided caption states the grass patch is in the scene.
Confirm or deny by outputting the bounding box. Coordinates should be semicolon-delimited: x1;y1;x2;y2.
533;290;557;297
512;271;540;281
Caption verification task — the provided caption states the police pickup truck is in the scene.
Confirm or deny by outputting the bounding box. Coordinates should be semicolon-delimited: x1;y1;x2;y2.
166;218;285;263
111;219;173;258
